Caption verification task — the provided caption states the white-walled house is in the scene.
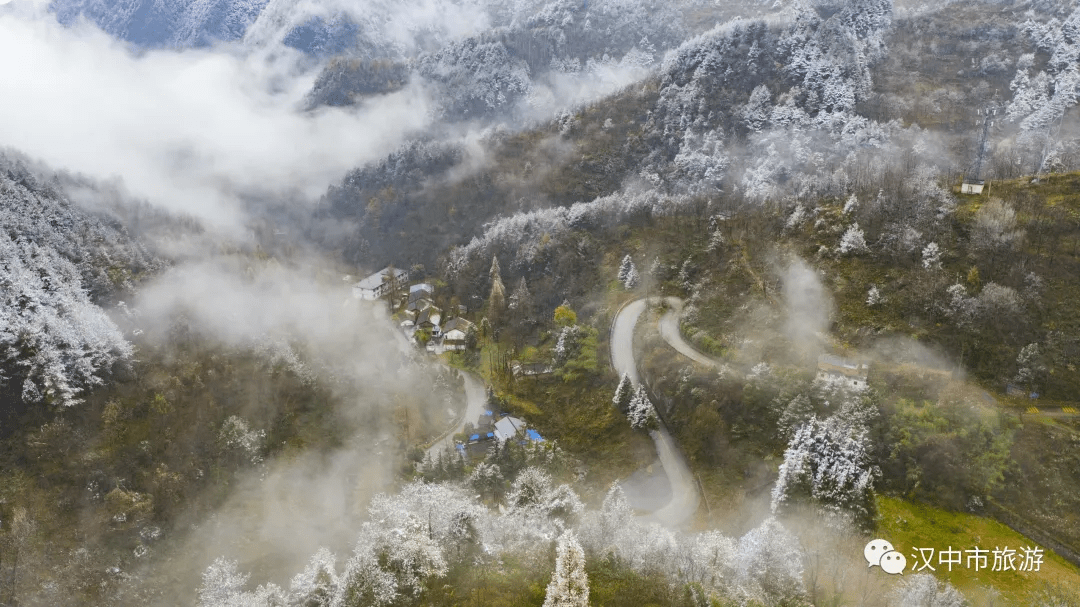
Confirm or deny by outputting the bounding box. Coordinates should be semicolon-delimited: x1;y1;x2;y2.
441;317;474;350
961;180;985;195
353;267;409;300
816;353;869;390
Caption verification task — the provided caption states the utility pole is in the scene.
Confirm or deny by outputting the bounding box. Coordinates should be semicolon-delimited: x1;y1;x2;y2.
971;108;994;183
968;99;1002;185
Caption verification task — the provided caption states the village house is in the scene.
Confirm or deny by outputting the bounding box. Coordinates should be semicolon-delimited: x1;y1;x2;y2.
462;413;544;458
816;353;868;389
493;415;543;443
405;283;436;317
416;307;443;337
961;179;985;195
493;416;525;442
352;267;409;300
441;317;475;351
409;283;434;301
406;297;433;315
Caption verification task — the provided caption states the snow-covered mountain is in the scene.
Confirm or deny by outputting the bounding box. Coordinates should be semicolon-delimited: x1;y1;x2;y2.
243;0;493;57
47;0;497;54
49;0;270;48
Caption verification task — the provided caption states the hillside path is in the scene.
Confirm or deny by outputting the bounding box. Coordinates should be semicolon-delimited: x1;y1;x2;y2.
426;372;486;459
610;297;700;527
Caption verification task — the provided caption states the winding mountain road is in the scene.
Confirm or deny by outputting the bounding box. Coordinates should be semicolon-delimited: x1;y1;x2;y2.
375;301;489;461
610;297;702;527
413;293;720;525
427;372;486;459
657;298;722;369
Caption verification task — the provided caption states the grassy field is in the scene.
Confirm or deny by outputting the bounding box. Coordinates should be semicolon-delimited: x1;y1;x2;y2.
877;496;1080;605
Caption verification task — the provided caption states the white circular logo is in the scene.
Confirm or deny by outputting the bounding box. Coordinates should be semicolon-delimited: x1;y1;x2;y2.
864;538;895;568
880;550;907;575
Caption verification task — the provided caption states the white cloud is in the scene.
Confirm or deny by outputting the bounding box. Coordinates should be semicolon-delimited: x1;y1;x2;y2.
244;0;490;54
0;12;433;229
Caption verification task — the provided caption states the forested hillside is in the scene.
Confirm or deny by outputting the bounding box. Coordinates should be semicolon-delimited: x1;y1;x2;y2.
0;154;158;410
317;0;1080;278
2;0;1080;605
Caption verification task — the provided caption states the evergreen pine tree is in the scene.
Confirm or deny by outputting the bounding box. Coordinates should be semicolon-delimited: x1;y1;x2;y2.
618;254;633;283
627;385;659;430
489;267;506;327
613;374;634;412
543;530;589;607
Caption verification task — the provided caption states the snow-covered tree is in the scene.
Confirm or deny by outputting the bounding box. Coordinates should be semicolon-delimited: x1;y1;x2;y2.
327;481;490;606
1006;9;1080;173
843;193;858;214
543;530;589;607
785;205;807;231
1015;343;1047;392
416;38;531;119
890;572;967;607
489;276;507;327
649;256;663;278
509;277;532;313
288;548;338;607
195;558;286;607
973;199;1023;260
976;282;1022;320
921;242;942;270
678;529;737;591
468;461;504;501
613;373;633;412
504;467;582;526
838;223;868;254
554;325;580;364
506;466;554;511
866;286;882;306
627;385;659;430
544;483;585;525
673;129;729;192
623;263;640;290
335;542;398;607
741;85;772;133
733;518;805;606
596;483;633;540
776;393;814;440
197;557;249;607
706;229;725;254
219;416;266;466
618;255;634;283
378;516;448;595
771;416;877;529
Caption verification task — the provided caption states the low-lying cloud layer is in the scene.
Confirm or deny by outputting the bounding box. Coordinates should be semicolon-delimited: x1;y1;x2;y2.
782;257;833;359
0;9;431;229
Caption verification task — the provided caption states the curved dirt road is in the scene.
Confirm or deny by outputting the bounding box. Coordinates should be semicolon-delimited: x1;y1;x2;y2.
427;371;487;459
610;297;700;527
657;297;721;368
373;301;487;461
